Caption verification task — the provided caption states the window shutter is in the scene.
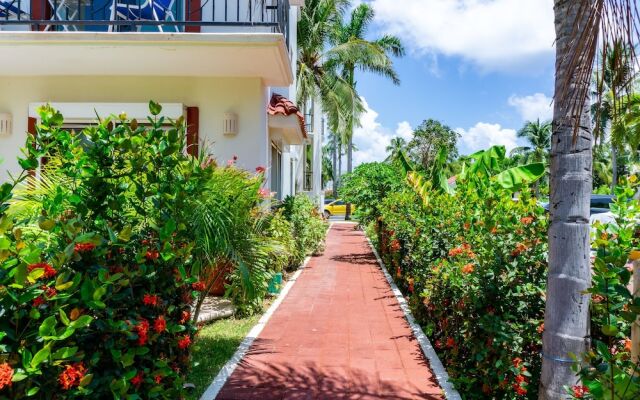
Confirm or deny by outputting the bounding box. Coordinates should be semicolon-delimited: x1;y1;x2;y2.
186;107;199;157
30;0;52;31
185;0;202;33
27;117;37;177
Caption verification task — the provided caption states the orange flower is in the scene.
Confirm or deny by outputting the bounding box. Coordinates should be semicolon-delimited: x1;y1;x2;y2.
461;263;474;274
0;363;13;390
463;222;470;230
490;226;498;234
511;242;528;257
624;338;632;353
446;337;455;348
145;250;159;261
59;363;86;390
537;323;544;334
154;316;167;333
180;310;191;324
512;357;523;368
407;278;414;293
390;239;401;252
572;385;589;398
514;384;527;396
520;216;534;225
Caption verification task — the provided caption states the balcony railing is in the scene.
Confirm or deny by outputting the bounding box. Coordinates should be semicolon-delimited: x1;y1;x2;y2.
0;0;289;45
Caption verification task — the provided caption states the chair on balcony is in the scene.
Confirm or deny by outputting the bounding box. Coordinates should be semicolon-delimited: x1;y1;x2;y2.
0;0;27;18
110;0;178;32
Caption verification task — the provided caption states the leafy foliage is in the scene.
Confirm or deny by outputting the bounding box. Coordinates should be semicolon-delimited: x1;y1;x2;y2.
279;194;327;267
407;119;460;169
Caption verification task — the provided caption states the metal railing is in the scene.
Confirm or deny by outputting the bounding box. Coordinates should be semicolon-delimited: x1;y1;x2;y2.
0;0;289;45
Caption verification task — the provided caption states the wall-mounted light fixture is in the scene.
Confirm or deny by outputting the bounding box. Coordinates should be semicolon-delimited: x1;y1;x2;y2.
223;112;238;136
0;113;12;137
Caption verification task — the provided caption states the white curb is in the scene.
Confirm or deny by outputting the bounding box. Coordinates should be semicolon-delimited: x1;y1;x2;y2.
199;223;333;400
365;235;462;400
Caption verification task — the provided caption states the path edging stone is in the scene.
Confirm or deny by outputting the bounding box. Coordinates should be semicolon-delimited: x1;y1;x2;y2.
199;223;332;400
365;235;463;400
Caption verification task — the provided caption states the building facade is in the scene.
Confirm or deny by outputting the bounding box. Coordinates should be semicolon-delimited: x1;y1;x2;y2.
0;0;323;205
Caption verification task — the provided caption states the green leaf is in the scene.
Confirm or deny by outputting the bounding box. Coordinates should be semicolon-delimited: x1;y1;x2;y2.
59;309;70;326
70;315;93;329
38;316;57;337
26;387;39;396
30;345;51;368
52;346;77;360
492;163;545;191
602;324;619;336
118;226;132;242
149;101;162;116
93;286;107;301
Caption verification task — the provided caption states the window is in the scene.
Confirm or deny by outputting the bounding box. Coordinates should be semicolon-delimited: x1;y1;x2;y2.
270;143;282;200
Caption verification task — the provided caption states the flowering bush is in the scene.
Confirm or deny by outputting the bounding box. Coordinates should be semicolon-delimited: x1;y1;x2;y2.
0;103;204;398
374;177;547;398
279;194;326;267
570;177;640;399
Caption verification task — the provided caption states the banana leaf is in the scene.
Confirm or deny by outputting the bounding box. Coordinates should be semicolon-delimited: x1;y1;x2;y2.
492;162;545;191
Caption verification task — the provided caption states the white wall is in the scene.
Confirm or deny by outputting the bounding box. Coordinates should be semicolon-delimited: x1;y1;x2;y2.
0;76;268;181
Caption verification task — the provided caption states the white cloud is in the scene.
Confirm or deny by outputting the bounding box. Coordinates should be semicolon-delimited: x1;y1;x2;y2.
352;98;412;166
456;122;518;155
370;0;554;72
508;93;553;122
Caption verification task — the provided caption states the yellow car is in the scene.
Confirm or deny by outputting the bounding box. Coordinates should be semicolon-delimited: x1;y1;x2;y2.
323;199;355;218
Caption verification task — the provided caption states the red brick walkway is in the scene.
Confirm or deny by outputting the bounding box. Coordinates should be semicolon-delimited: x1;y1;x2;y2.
217;223;443;399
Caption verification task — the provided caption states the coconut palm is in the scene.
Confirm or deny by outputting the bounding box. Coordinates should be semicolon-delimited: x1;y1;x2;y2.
296;0;361;136
330;3;404;219
510;119;552;164
385;136;407;162
541;1;640;398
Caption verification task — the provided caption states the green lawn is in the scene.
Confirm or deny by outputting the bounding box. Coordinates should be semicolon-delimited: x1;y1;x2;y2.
187;313;262;399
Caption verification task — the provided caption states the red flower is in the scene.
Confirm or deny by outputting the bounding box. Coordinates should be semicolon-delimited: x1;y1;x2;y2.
178;335;192;349
461;263;474;274
74;242;96;253
255;166;266;174
154;375;162;384
434;340;443;349
514;385;527;396
511;242;528;257
145;250;159;261
537;323;545;334
130;372;144;386
191;281;206;292
390;239;401;252
180;310;191;324
408;278;414;294
43;286;57;299
59;363;86;390
512;357;523;368
143;294;159;307
572;385;589;398
0;363;13;390
135;319;150;346
258;188;271;199
446;337;455;348
32;296;46;307
28;263;57;279
154;316;167;333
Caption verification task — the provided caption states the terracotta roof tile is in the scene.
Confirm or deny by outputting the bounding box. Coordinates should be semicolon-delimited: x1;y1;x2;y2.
267;94;308;138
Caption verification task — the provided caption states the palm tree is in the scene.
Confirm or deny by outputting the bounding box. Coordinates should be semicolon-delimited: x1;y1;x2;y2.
541;1;639;398
591;40;636;192
296;0;361;138
385;136;407;162
511;119;552;164
330;3;404;219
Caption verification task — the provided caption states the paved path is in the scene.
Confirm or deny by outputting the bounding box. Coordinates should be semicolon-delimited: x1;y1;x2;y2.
217;223;444;399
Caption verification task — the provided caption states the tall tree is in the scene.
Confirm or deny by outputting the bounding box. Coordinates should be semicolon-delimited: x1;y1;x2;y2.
510;119;552;164
385;136;407;162
406;119;459;170
541;1;639;398
330;3;404;219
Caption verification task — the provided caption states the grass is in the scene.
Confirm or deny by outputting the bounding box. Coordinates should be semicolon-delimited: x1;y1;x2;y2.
186;313;262;399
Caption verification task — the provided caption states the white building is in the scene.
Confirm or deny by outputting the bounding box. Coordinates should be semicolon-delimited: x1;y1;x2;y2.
0;0;323;205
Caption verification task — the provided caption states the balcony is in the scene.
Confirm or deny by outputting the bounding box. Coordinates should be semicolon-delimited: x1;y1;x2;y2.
0;0;293;85
0;0;289;42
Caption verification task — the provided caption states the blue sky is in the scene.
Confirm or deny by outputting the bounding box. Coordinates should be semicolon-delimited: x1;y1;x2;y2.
349;0;557;165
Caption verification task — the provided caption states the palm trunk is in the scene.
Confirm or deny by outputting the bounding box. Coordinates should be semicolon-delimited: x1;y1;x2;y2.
345;67;355;221
611;144;618;193
332;133;338;197
338;142;342;192
540;1;595;398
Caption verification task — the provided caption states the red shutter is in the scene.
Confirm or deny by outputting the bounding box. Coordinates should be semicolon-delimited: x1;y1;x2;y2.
30;0;51;31
27;117;37;177
185;0;202;33
186;107;199;157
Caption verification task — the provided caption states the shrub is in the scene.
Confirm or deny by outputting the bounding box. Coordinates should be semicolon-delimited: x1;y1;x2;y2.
571;177;640;399
340;162;404;225
280;194;326;266
0;103;202;398
378;182;548;398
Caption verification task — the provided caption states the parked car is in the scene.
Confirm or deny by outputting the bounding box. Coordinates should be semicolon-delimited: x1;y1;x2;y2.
541;194;614;216
323;199;355;218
